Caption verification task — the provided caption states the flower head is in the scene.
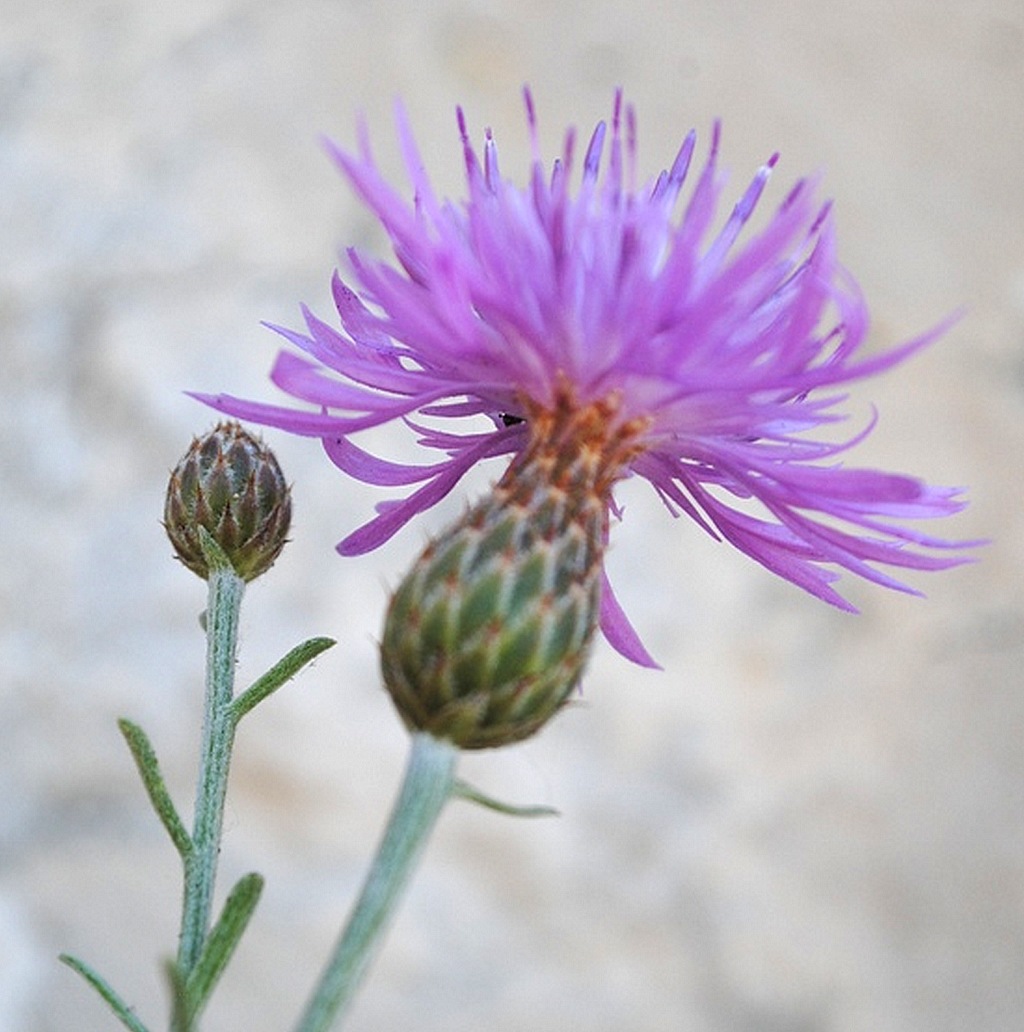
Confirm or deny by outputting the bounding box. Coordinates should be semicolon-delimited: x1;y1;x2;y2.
197;90;974;665
165;421;291;581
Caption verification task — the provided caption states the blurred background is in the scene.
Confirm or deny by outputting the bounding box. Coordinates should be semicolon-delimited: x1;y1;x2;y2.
1;1;1021;1029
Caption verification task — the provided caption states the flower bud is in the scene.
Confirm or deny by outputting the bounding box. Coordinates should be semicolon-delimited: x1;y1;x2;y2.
380;402;623;749
164;422;291;581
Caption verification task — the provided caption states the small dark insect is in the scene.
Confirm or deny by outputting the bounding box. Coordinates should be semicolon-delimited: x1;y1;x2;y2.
499;413;525;427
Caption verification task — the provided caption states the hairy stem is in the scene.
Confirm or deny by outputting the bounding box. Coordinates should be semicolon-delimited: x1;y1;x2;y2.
177;564;245;981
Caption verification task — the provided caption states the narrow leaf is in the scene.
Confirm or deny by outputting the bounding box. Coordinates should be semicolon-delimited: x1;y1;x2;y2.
118;719;192;860
452;779;560;818
230;637;335;723
166;958;190;1032
185;872;264;1018
59;954;151;1032
197;525;233;573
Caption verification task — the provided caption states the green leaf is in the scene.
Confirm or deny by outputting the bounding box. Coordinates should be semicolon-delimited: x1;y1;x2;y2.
59;954;151;1032
166;958;190;1032
452;778;560;818
118;719;192;860
197;526;234;573
230;637;335;724
185;873;264;1019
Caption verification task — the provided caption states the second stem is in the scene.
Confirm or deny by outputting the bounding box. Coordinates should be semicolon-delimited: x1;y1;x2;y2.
294;732;459;1032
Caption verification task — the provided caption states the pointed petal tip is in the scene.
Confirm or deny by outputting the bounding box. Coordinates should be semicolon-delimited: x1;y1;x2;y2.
522;84;536;121
599;569;661;669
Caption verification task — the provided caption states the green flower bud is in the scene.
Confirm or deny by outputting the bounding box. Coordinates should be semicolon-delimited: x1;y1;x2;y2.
164;422;291;581
380;401;630;749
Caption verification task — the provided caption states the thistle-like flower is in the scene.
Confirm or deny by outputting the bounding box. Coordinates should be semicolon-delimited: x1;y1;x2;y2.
196;91;974;678
165;421;291;581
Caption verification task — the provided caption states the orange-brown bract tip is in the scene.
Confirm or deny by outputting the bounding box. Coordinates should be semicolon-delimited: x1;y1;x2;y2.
164;422;291;582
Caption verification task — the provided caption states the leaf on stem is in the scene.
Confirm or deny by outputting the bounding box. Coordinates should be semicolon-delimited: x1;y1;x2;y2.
452;778;560;818
59;954;151;1032
184;872;264;1020
197;525;235;573
118;718;192;860
166;958;190;1032
230;637;336;724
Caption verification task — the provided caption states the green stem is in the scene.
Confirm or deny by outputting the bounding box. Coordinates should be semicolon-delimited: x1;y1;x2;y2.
294;733;459;1032
177;564;245;980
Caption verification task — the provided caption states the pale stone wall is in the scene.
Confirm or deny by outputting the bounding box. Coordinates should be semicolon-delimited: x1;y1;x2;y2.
2;1;1021;1030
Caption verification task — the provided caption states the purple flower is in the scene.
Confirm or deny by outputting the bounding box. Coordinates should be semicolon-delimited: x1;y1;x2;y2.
196;90;975;667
